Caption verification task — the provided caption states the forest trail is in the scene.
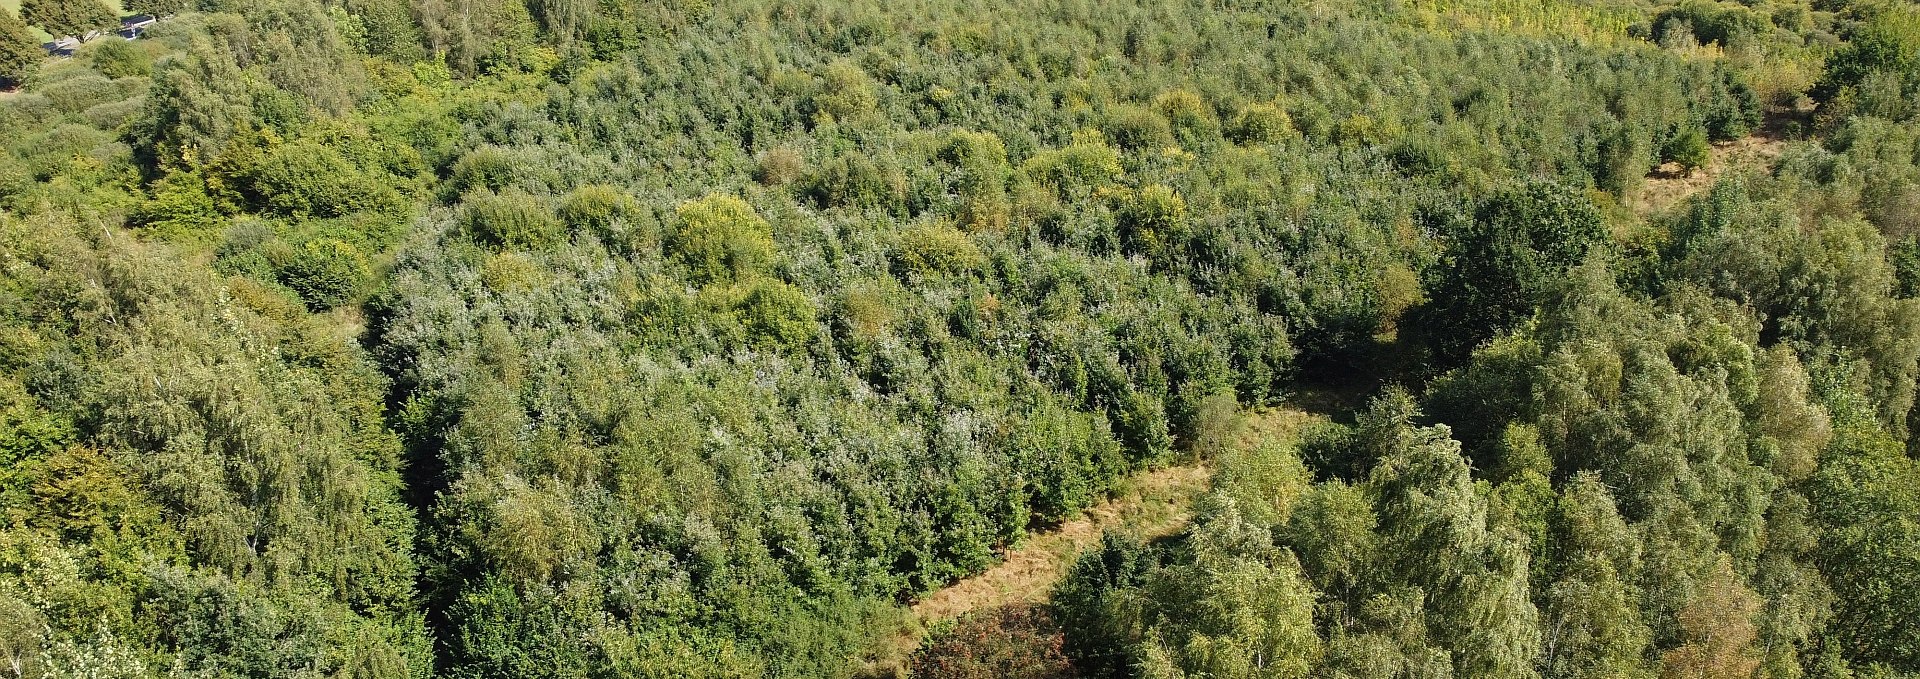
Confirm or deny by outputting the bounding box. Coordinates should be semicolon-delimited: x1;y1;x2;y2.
863;456;1214;676
1630;112;1798;215
907;462;1213;622
867;407;1319;673
906;407;1319;623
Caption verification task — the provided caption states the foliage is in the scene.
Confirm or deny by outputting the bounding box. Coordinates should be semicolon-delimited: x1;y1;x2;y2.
0;8;38;85
1665;125;1710;176
0;0;1916;676
911;605;1078;679
1814;6;1920;111
461;189;562;250
82;39;152;79
671;193;775;285
1228;102;1293;146
19;0;114;39
277;237;369;309
1415;179;1609;364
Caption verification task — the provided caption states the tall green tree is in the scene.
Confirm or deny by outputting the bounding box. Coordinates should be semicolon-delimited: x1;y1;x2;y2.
1541;474;1655;679
1415;179;1608;365
1363;393;1540;679
1664;126;1710;177
1812;6;1920;109
0;9;38;84
125;0;188;16
1811;417;1920;671
19;0;115;39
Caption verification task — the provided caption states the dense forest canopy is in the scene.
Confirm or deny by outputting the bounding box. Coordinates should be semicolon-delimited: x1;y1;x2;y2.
0;0;1918;677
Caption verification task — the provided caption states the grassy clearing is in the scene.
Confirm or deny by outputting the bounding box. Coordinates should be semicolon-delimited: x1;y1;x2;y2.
1630;108;1802;216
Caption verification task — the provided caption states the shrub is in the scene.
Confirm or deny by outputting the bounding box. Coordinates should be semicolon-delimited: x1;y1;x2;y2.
250;141;400;218
450;145;552;195
736;279;817;350
1104;104;1174;151
1021;130;1123;196
1229;102;1294;145
557;184;650;251
277;238;368;309
1813;6;1920;106
896;221;984;277
481;251;546;292
1665;125;1710;175
804;152;902;211
1116;184;1187;257
461;189;563;250
911;605;1079;679
1153;88;1216;139
35;73;119;114
939;129;1010;196
83;39;152;79
813;59;877;122
755;146;806;186
134;170;223;236
671;193;775;285
82;98;145;130
703;278;817;351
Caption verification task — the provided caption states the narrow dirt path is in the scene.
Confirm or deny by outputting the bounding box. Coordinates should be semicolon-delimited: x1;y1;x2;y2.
862;407;1319;675
862;460;1213;677
908;462;1213;622
908;406;1319;624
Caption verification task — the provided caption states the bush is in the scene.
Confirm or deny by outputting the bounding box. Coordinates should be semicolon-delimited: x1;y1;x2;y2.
940;129;1010;196
1022;131;1123;196
736;279;817;350
1665;125;1710;175
755;146;806;186
1104;104;1174;151
1054;533;1157;677
461;189;563;250
134;170;223;236
896;221;984;277
450;145;552;195
1153;89;1216;140
1116;184;1187;257
671;193;775;284
1813;6;1920;106
250;141;401;218
804;152;903;211
1229;102;1294;145
703;279;817;351
82;98;145;130
557;184;650;252
277;238;369;309
83;39;152;79
35;74;120;114
911;606;1079;679
813;59;877;122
